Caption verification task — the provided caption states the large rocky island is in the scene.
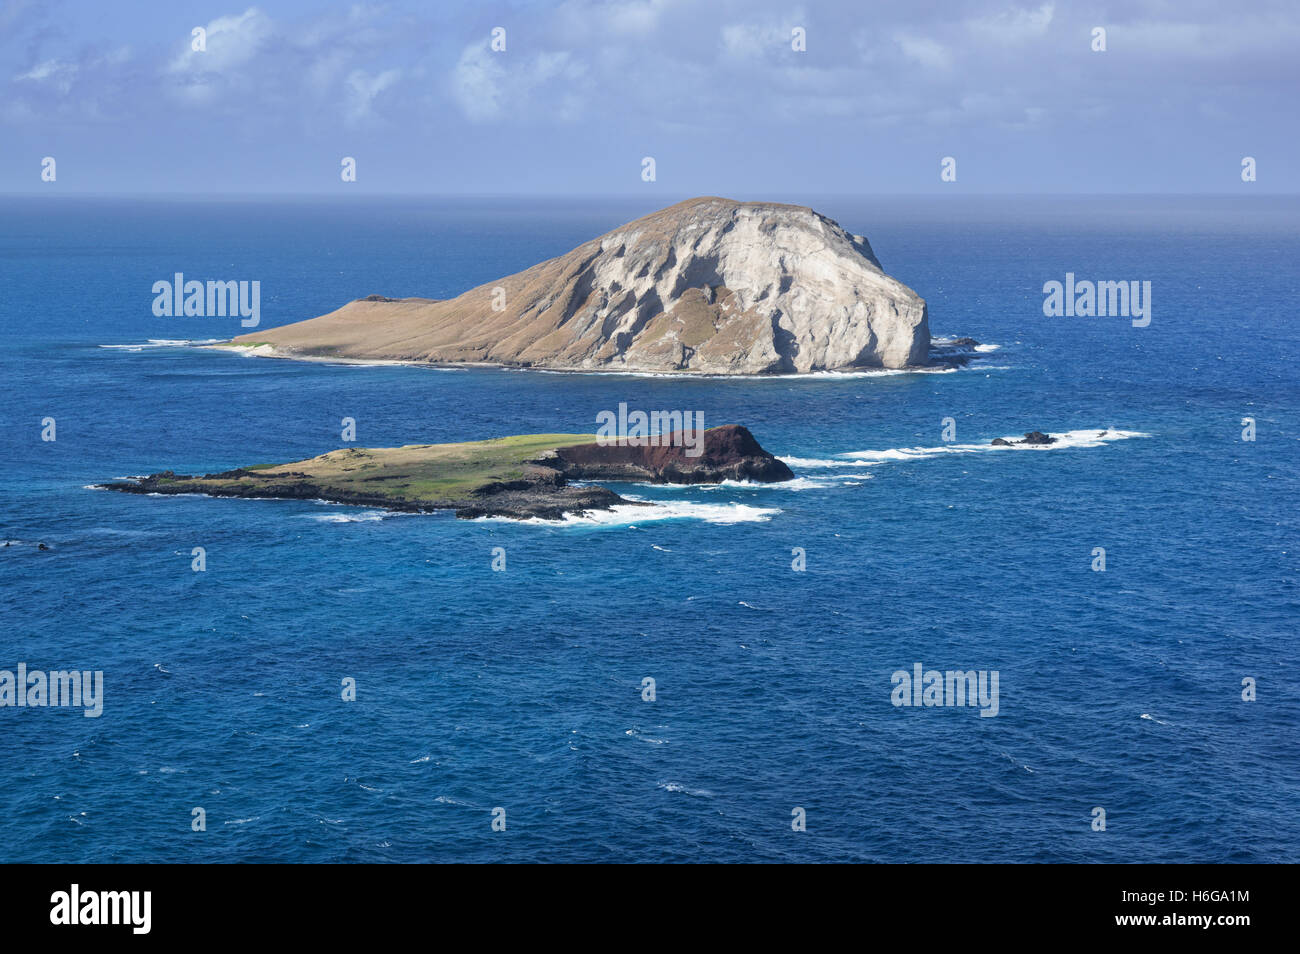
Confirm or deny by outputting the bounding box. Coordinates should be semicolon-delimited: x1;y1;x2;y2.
219;197;930;374
99;425;794;520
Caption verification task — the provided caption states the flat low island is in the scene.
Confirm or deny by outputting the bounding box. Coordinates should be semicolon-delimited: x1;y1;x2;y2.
99;425;794;520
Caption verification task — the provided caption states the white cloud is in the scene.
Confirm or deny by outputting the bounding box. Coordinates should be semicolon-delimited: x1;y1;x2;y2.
720;9;807;61
14;58;78;92
967;3;1055;45
168;8;273;75
450;42;587;123
451;44;505;122
894;34;950;71
555;0;677;38
3;0;1297;163
604;0;673;34
344;68;400;125
1119;15;1300;59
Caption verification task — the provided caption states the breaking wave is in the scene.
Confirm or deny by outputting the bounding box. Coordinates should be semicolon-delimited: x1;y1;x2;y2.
657;781;715;797
298;509;415;523
637;475;870;491
526;364;979;380
777;455;882;470
99;339;224;350
838;429;1150;464
478;499;780;527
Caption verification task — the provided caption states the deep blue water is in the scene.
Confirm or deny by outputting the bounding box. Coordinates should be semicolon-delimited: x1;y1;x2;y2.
1;195;1297;863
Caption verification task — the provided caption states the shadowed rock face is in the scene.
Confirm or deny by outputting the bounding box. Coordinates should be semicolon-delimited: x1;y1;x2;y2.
541;425;795;484
233;196;930;374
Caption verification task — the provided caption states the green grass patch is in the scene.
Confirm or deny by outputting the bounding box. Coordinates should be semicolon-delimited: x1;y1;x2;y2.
167;433;597;505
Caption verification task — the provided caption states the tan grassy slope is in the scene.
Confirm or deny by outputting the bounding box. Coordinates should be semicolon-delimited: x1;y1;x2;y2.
228;196;930;374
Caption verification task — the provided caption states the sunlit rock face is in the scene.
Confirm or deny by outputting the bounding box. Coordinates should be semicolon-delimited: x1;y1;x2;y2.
237;196;931;374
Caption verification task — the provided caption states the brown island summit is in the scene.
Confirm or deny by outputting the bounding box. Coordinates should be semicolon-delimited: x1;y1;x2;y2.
98;425;794;521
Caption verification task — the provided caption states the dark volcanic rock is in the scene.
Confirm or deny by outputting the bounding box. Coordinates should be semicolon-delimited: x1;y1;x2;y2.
102;467;646;522
992;431;1057;447
104;472;428;510
454;483;639;521
928;336;984;367
454;467;647;520
538;424;794;484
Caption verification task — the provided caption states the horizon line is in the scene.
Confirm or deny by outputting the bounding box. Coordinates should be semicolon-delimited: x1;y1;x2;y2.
1;190;1293;200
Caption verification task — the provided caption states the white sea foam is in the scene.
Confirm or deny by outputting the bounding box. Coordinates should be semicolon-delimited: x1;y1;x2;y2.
231;344;276;358
433;795;473;806
719;475;868;490
633;474;869;491
838;428;1150;463
478;499;779;527
300;509;412;523
99;339;224;350
626;729;668;744
776;455;882;469
658;781;715;797
527;364;965;380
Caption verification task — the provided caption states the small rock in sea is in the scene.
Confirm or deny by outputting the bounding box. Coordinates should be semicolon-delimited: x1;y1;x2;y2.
991;431;1057;447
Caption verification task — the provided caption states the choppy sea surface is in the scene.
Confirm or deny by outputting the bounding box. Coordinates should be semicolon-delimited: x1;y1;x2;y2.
1;195;1297;862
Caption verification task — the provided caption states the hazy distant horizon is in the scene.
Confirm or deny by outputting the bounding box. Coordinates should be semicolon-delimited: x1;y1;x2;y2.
5;190;1297;199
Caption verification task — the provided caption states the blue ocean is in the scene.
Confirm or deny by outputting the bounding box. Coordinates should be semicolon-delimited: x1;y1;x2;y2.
2;195;1296;863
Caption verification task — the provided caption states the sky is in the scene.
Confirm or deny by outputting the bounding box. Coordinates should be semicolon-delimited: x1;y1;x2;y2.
1;0;1296;194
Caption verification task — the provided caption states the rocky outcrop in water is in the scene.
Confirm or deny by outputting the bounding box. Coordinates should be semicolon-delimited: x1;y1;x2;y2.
98;425;793;520
991;431;1057;447
231;197;930;374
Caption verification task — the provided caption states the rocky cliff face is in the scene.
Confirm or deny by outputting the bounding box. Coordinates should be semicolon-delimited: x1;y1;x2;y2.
540;425;794;484
234;197;930;374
